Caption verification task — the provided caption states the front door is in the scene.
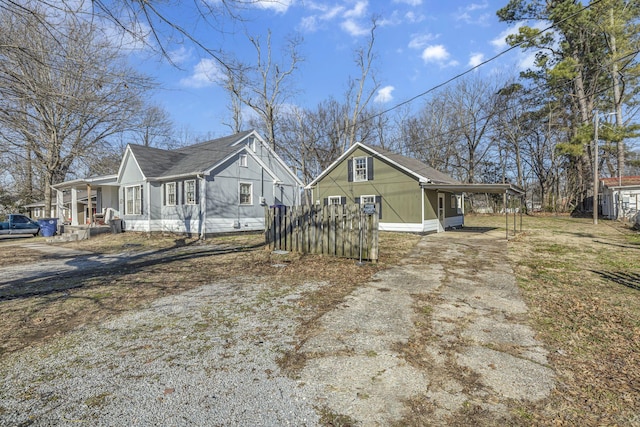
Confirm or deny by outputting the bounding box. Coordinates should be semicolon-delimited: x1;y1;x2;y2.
438;193;445;232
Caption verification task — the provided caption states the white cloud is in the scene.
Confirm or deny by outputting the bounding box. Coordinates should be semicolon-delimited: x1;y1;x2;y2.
393;0;422;5
168;46;191;65
404;11;425;23
421;45;459;67
180;58;224;88
375;86;394;103
408;33;437;50
299;16;318;32
421;45;449;62
344;1;368;19
341;19;369;37
468;52;484;67
454;1;490;25
255;0;294;13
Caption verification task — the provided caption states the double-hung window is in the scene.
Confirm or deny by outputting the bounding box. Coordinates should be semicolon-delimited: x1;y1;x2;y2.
185;180;196;205
165;182;176;206
328;196;342;205
239;182;252;205
125;186;142;215
239;154;248;167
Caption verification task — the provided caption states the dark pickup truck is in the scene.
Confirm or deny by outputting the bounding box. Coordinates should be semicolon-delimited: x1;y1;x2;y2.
0;214;41;236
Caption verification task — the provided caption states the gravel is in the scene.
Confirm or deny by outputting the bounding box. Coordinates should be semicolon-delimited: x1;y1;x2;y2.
0;280;323;426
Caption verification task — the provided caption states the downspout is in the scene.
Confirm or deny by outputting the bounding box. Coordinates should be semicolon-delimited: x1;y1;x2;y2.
198;174;206;240
146;180;151;232
421;187;425;232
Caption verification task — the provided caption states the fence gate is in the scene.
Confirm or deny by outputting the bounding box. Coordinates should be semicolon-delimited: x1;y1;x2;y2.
265;204;379;262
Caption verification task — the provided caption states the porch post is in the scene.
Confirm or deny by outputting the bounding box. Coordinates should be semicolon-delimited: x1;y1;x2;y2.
87;184;93;225
71;188;79;226
504;192;508;240
56;189;64;223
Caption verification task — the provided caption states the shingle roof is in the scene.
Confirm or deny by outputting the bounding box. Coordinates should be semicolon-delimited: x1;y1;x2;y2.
365;145;461;184
129;130;254;178
601;175;640;187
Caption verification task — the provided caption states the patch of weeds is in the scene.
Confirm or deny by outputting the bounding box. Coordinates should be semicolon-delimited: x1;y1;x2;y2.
365;350;377;357
84;392;111;408
391;395;436;427
317;406;357;427
276;350;308;378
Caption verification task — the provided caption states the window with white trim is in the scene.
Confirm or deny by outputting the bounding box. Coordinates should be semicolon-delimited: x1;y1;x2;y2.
353;156;368;182
360;195;376;205
239;154;248;167
165;182;176;206
125;186;142;215
451;194;462;214
328;196;342;205
239;182;252;205
185;180;196;205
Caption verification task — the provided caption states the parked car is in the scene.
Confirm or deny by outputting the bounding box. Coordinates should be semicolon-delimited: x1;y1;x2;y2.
0;214;40;236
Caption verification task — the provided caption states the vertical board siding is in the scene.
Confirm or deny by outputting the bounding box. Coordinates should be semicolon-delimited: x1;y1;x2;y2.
265;204;379;261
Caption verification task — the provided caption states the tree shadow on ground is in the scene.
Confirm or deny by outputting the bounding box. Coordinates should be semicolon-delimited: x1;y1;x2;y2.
592;270;640;291
0;241;265;302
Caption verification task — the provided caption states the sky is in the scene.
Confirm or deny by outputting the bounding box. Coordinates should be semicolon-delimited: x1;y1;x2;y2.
127;0;535;141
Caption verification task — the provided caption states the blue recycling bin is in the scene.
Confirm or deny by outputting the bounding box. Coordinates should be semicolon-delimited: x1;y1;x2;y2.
38;218;58;237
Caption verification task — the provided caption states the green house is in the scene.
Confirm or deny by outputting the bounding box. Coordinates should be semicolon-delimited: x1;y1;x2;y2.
306;143;465;233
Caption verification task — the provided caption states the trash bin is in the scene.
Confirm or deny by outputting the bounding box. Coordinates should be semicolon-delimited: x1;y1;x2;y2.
109;219;123;234
38;218;58;237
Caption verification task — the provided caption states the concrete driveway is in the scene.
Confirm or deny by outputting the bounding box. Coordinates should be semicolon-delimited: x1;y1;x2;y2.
297;227;555;425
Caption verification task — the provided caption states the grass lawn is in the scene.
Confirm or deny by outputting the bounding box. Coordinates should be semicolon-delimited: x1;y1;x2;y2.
466;214;640;425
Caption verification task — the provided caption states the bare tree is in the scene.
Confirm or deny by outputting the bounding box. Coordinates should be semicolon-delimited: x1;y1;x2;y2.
0;8;155;213
343;18;380;151
224;30;303;150
132;104;175;148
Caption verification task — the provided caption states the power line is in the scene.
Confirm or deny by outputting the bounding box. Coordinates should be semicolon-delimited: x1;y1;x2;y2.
363;0;605;125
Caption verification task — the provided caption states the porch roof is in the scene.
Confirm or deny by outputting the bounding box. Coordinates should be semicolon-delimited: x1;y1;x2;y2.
52;174;118;190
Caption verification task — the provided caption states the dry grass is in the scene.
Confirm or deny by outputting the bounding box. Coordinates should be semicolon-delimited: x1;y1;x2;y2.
466;214;640;426
0;230;419;357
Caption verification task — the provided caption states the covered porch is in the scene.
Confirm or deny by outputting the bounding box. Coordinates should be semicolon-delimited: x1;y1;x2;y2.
52;175;120;226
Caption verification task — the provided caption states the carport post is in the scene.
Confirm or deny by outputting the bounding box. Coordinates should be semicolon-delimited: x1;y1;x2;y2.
504;192;508;240
513;196;516;235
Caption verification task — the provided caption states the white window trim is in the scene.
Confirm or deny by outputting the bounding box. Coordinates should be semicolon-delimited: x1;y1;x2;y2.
353;156;368;182
239;154;248;167
185;180;196;205
328;196;342;205
239;182;253;205
125;185;142;215
165;182;176;206
360;195;376;204
451;194;462;214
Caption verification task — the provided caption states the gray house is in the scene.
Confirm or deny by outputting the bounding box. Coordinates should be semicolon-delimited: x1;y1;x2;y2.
117;130;303;236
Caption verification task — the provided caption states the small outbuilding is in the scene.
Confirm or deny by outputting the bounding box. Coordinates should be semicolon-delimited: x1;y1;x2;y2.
600;176;640;220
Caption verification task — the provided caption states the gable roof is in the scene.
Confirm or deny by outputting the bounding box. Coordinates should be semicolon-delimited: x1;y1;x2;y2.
123;130;255;180
306;142;461;188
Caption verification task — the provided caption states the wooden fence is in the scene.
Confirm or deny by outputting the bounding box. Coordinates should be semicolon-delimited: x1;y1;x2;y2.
265;204;379;261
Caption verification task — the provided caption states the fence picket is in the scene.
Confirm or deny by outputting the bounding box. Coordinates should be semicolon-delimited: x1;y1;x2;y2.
265;204;378;261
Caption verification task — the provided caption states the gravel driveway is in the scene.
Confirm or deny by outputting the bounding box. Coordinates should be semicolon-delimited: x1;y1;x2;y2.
0;229;554;426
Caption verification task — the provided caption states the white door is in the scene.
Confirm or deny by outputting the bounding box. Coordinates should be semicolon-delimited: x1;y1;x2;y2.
438;193;445;232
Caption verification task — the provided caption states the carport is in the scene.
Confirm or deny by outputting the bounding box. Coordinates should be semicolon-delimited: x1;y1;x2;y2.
420;183;525;239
